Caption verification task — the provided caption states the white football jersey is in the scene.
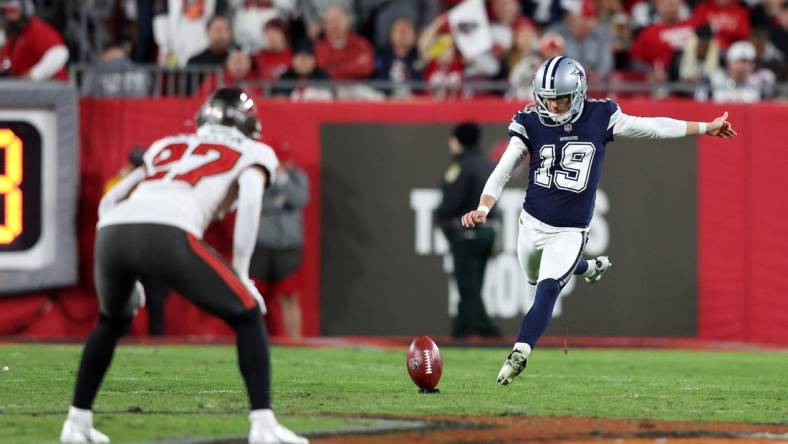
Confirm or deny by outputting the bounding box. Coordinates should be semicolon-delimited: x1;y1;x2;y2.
99;124;278;237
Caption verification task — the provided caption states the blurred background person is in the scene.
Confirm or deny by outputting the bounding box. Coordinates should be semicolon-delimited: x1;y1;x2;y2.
668;24;721;98
153;0;228;67
437;122;501;339
501;20;537;81
630;0;697;78
228;0;297;52
314;5;374;80
521;0;579;28
80;40;150;97
709;40;775;101
693;0;751;50
187;15;235;67
507;32;565;100
549;0;614;81
750;27;785;81
373;17;421;98
276;39;333;100
250;154;309;339
418;15;463;98
301;0;357;41
253;18;292;81
0;0;68;81
198;49;257;95
358;0;437;50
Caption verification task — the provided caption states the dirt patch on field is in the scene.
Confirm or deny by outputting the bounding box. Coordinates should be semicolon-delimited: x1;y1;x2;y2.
312;415;788;443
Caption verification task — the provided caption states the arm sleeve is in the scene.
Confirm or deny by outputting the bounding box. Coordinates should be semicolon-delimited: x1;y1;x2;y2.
609;107;688;139
232;167;266;279
98;167;146;218
28;45;68;80
480;136;528;201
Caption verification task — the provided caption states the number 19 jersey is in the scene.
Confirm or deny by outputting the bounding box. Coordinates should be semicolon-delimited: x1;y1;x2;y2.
98;124;279;237
508;99;618;229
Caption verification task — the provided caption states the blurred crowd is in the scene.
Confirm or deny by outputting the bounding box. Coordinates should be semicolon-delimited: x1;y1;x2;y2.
0;0;786;101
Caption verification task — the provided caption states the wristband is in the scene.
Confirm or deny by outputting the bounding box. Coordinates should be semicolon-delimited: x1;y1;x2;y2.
698;122;707;135
477;205;490;215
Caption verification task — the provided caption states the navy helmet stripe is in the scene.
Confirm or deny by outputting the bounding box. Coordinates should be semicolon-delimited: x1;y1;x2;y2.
541;57;559;89
549;57;566;90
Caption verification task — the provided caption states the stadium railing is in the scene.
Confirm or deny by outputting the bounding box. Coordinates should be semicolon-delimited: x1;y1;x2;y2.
68;64;788;100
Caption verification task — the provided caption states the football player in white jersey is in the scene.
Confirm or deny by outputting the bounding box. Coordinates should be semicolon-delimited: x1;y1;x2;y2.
460;57;736;386
60;88;308;444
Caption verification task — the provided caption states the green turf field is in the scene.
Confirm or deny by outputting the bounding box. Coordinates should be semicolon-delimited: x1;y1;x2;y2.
0;345;785;443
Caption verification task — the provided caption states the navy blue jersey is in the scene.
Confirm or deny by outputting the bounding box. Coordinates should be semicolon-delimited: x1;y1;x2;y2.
508;100;619;228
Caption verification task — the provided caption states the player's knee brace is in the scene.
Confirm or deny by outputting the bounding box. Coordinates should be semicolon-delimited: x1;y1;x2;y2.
98;314;132;339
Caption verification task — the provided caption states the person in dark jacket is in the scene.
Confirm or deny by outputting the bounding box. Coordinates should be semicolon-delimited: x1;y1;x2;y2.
250;156;309;339
437;122;502;339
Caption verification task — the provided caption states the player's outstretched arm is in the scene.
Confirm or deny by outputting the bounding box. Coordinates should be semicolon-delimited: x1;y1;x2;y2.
461;136;528;228
611;109;738;140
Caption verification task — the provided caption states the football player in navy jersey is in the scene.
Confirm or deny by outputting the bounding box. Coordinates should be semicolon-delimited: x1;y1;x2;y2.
460;56;736;386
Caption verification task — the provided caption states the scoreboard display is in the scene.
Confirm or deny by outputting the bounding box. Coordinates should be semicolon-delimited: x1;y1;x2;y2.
0;83;78;294
1;122;42;252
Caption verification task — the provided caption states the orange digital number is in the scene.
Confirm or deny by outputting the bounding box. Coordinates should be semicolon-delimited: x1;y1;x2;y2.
0;129;23;245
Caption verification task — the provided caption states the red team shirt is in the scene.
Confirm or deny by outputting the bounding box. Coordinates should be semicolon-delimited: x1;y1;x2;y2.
0;16;68;80
630;20;696;70
692;0;751;49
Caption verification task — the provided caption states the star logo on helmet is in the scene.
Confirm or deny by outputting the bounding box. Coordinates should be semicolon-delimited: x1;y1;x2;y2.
572;66;585;81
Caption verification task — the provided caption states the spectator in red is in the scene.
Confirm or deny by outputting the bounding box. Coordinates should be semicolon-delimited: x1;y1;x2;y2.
693;0;751;49
418;15;463;98
253;18;292;80
0;0;68;81
630;0;696;72
314;5;374;80
198;50;258;95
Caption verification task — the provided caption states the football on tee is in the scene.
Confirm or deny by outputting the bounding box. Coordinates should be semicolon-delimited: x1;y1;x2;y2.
406;336;443;391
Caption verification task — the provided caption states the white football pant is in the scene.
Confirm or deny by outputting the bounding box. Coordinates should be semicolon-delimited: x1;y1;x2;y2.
517;210;587;288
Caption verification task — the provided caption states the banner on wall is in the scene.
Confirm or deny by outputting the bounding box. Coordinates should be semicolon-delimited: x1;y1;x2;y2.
319;123;698;337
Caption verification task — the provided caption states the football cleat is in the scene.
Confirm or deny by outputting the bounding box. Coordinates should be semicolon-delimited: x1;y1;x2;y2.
249;410;308;444
249;423;309;444
497;349;528;386
60;419;109;443
584;256;612;284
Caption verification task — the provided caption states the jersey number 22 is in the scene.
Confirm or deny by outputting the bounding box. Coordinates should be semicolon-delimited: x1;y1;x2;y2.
534;142;596;193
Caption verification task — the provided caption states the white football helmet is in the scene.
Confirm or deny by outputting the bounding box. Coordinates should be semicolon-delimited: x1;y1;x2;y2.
532;56;588;126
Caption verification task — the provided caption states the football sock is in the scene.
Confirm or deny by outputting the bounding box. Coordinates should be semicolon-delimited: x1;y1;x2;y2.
73;315;131;409
573;259;590;275
232;308;271;410
516;278;561;348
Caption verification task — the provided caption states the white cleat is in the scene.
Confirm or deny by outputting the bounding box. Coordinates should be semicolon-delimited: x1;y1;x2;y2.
584;256;612;284
60;407;110;443
249;410;308;444
497;346;529;386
